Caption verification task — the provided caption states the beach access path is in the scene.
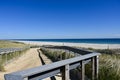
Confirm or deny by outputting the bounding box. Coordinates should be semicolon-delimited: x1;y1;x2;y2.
38;49;61;80
0;48;41;80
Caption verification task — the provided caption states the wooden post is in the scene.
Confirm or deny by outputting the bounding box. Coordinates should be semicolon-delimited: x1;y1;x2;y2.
91;57;95;80
91;56;99;80
61;64;70;80
95;56;99;79
80;60;85;80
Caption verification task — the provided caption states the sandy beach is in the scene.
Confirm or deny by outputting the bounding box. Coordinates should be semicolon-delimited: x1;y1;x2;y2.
1;47;61;80
19;41;120;49
0;48;41;80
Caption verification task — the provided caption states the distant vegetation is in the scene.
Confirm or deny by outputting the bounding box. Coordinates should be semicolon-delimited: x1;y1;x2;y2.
0;40;28;48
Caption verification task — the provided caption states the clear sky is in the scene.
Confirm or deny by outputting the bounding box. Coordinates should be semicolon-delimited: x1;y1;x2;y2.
0;0;120;39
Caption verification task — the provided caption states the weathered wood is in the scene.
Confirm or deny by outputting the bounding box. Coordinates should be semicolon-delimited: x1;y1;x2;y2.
80;60;85;80
91;57;95;80
61;64;70;80
4;52;100;80
95;56;99;79
29;69;60;80
4;74;23;80
91;56;99;80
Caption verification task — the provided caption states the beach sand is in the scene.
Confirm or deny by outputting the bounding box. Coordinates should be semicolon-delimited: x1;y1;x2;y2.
1;48;61;80
20;41;120;49
0;48;41;80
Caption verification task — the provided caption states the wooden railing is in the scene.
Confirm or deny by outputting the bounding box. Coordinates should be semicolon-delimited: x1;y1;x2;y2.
4;50;100;80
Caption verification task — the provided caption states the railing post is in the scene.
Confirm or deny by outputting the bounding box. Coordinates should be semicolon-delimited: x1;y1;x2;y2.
91;56;99;80
61;64;70;80
80;60;85;80
95;56;99;79
91;57;95;80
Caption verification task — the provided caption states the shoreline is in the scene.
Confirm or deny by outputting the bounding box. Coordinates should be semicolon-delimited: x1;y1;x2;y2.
18;41;120;49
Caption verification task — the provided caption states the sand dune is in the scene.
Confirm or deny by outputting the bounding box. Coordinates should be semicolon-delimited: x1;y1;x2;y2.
0;48;41;80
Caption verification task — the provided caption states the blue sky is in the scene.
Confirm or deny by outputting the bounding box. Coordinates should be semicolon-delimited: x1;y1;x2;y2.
0;0;120;39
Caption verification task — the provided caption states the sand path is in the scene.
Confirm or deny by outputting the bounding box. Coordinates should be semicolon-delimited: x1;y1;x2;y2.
0;48;41;80
39;49;62;80
1;48;61;80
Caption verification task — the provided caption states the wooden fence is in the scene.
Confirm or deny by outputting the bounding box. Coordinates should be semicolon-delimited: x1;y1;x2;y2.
4;46;100;80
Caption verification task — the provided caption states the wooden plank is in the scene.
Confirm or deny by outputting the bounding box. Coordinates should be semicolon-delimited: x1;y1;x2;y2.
65;65;70;80
29;69;60;80
60;64;70;80
80;60;85;80
91;56;99;80
4;74;23;80
91;57;95;80
5;53;100;80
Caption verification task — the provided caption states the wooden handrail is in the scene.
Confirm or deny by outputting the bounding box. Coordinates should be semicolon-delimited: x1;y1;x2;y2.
4;52;100;80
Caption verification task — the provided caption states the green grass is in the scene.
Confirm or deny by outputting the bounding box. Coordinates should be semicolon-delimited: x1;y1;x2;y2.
98;54;120;80
84;53;120;80
41;48;75;62
84;48;120;80
0;40;28;48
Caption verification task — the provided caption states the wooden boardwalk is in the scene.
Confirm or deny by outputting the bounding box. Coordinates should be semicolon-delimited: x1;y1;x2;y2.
4;46;100;80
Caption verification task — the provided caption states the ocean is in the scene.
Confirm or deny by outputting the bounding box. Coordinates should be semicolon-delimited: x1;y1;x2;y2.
16;38;120;44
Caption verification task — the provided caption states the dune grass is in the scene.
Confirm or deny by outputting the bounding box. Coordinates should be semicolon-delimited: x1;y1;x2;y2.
98;54;120;80
0;40;30;71
84;48;120;80
0;49;29;71
84;53;120;80
0;40;28;48
41;47;120;80
41;48;75;62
